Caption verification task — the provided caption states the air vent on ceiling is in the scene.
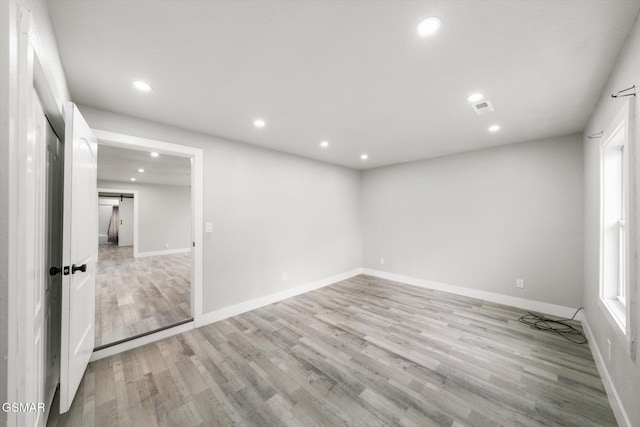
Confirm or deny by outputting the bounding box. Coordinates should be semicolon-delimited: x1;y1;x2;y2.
472;100;494;115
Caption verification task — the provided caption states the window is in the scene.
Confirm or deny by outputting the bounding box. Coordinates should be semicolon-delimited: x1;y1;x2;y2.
599;100;633;339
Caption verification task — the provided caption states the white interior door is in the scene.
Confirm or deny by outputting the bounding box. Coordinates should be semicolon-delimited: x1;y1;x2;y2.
59;103;98;413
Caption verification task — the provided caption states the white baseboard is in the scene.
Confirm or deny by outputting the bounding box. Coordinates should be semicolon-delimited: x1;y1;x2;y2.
362;268;581;319
199;268;364;327
134;247;191;258
582;318;631;427
91;321;195;361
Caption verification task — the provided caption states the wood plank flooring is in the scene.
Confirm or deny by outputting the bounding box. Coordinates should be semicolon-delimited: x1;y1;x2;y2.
95;244;191;347
52;275;616;426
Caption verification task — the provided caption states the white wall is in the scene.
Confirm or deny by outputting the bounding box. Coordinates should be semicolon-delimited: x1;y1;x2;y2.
82;106;363;314
361;134;584;309
1;0;70;422
97;180;192;254
583;16;640;427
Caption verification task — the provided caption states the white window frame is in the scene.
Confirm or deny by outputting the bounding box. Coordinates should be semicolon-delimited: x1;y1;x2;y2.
599;98;637;360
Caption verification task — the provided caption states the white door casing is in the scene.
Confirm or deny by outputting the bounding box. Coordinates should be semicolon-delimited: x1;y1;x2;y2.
21;87;48;427
92;130;204;327
43;103;64;419
13;6;63;425
59;103;98;413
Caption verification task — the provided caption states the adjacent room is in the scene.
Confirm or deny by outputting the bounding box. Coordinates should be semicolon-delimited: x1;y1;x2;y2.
95;146;193;347
1;1;640;427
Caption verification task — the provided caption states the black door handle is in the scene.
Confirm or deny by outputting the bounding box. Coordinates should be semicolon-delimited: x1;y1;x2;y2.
71;264;87;274
50;266;70;276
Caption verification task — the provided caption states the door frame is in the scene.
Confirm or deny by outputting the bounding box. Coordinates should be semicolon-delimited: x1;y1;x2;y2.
9;7;67;427
97;188;139;253
7;6;204;421
92;130;204;326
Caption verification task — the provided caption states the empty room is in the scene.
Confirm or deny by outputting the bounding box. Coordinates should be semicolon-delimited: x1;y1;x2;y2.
1;1;640;426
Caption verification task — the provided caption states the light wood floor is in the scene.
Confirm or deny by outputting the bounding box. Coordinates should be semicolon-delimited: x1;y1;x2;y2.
52;275;615;426
95;244;191;347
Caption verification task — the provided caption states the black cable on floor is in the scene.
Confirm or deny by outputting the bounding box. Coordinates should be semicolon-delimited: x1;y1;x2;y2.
518;307;587;344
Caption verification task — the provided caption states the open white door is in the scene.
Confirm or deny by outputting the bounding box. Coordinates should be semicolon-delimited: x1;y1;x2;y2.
59;103;98;413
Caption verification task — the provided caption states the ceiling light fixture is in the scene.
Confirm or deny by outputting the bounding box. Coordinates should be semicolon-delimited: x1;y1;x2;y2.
489;125;501;132
467;93;484;103
361;154;369;160
132;80;152;92
417;17;441;37
254;119;266;128
150;152;159;157
138;168;145;173
130;178;136;181
320;141;329;148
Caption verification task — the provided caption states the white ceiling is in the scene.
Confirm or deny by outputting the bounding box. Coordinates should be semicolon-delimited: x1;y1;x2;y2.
48;0;640;169
97;145;191;186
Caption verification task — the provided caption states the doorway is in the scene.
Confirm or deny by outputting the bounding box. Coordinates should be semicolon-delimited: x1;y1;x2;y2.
10;8;203;420
94;145;194;349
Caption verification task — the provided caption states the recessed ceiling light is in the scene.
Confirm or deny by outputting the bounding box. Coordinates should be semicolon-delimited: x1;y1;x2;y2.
254;119;266;128
320;140;329;148
132;80;152;92
138;168;145;173
489;125;501;132
417;17;441;37
467;93;484;103
150;152;159;157
361;154;369;160
130;178;136;181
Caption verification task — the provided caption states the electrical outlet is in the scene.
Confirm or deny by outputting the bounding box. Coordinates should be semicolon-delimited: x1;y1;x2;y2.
165;243;170;248
607;339;612;361
380;258;385;265
282;272;288;281
516;278;524;289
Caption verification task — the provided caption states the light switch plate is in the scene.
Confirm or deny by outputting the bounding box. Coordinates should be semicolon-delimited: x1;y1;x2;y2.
205;222;213;233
